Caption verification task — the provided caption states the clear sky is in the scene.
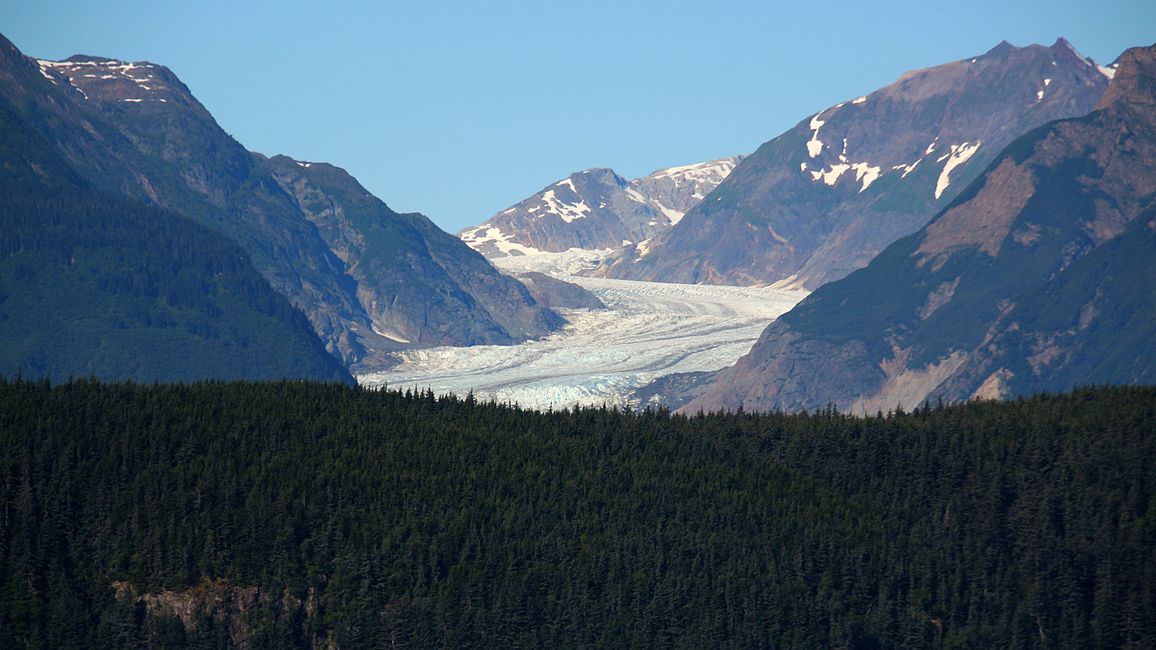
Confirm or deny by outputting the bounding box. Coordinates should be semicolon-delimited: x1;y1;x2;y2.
5;1;1154;233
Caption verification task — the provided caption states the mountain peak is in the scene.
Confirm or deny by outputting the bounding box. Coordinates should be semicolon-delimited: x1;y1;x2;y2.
985;40;1018;56
1096;44;1156;115
1051;37;1078;54
64;54;121;64
34;55;188;107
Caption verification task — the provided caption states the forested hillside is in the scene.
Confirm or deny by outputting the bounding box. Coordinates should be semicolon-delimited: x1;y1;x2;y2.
1;380;1153;647
0;98;352;384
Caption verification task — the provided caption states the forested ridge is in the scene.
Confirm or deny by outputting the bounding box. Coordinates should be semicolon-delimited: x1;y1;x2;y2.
1;379;1153;648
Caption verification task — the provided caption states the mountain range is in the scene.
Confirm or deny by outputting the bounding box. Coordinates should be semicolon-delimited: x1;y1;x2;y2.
595;39;1113;289
0;33;565;378
686;42;1156;414
460;157;741;256
3;31;1152;411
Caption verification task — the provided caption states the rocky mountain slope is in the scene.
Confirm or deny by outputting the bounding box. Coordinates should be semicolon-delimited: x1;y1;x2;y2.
0;34;562;370
0;88;352;383
460;157;741;256
600;40;1111;289
685;43;1156;414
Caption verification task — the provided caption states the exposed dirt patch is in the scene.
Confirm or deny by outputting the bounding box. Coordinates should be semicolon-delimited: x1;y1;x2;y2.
916;158;1035;262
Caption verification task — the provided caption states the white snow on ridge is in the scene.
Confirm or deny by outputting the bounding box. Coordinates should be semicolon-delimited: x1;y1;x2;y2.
555;178;579;194
36;58;163;100
935;141;981;200
460;225;545;256
1097;64;1117;80
645;158;740;184
35;61;58;83
359;268;807;410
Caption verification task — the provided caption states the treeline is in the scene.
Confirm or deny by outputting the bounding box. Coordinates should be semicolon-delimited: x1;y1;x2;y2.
1;379;1153;648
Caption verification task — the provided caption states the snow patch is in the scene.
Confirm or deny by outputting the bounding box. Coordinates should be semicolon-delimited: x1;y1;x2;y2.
896;159;921;178
806;111;827;158
935;142;981;200
35;61;58;83
1097;64;1117;79
851;95;867;104
851;162;882;192
647;159;737;182
460;225;545;257
811;163;850;186
372;324;410;344
651;201;685;226
624;188;649;204
1036;78;1053;102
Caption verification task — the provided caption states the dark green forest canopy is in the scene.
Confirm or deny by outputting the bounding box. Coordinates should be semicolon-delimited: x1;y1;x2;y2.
1;379;1153;648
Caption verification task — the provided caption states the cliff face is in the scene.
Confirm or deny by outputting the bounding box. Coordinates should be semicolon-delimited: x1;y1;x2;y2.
685;44;1156;414
601;40;1110;290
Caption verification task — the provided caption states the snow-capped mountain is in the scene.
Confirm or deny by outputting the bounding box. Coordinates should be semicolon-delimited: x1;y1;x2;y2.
459;157;742;257
598;39;1112;289
685;43;1156;414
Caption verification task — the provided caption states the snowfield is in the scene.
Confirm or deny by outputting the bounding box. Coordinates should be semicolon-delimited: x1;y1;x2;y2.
359;253;806;410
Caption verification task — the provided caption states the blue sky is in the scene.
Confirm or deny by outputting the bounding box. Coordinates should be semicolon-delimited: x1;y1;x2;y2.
6;1;1154;233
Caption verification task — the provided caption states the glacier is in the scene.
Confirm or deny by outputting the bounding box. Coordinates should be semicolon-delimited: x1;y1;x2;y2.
358;254;806;410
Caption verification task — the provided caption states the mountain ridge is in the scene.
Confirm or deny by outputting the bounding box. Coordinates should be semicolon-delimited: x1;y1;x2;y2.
460;157;742;257
0;90;353;383
684;42;1156;414
597;39;1112;290
0;33;565;370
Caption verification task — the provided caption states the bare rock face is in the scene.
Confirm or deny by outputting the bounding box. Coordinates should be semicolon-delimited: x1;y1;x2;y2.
514;272;606;311
459;158;742;257
685;43;1156;414
265;156;564;370
602;39;1111;290
1;35;563;369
